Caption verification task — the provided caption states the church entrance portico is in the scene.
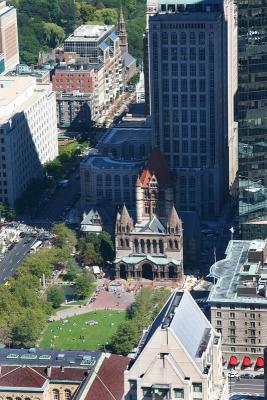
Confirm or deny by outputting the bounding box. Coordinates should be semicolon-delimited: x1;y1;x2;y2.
141;263;154;280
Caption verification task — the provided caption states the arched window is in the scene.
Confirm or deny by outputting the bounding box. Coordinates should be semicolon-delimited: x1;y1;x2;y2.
153;240;157;253
123;175;129;187
120;239;124;247
96;175;103;186
174;240;179;249
141;239;145;253
15;397;22;400
146;239;151;253
52;389;60;400
64;390;71;400
134;239;139;253
169;240;173;249
159;240;164;254
105;175;111;186
126;239;129;247
114;175;120;187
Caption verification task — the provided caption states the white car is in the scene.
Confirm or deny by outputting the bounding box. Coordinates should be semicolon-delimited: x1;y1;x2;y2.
228;371;239;379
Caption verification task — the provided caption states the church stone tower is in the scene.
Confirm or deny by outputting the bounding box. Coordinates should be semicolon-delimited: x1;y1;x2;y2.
118;6;128;54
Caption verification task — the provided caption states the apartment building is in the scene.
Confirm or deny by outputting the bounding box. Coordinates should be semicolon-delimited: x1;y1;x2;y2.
147;0;238;219
64;25;123;116
0;77;58;206
0;0;19;72
208;239;267;369
124;290;228;400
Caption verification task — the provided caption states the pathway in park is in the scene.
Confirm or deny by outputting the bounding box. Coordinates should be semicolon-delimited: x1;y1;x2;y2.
50;290;135;321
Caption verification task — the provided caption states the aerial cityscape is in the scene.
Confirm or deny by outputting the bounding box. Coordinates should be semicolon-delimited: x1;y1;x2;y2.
0;0;266;399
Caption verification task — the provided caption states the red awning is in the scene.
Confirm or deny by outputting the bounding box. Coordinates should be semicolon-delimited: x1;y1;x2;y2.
229;355;238;366
256;357;264;368
242;356;251;367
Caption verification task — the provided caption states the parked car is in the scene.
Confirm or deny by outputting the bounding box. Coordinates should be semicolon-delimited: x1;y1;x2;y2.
240;373;254;379
228;371;239;379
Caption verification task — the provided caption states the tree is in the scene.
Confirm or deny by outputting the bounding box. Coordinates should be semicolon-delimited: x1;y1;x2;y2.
110;320;140;355
99;231;115;263
52;223;77;250
83;242;102;265
12;308;47;347
43;22;65;47
47;285;65;308
74;272;95;299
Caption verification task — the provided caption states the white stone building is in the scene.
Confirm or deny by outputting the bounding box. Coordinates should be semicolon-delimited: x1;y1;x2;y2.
0;0;19;72
124;290;228;400
0;76;58;206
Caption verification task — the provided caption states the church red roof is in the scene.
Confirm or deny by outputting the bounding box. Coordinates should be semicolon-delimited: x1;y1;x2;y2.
139;148;171;188
85;354;129;400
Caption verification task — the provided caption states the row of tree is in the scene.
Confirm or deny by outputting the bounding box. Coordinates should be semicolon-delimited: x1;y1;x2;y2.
109;287;171;355
8;0;145;64
0;223;94;347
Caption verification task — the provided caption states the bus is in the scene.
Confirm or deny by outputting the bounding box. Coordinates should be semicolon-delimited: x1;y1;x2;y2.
30;240;42;253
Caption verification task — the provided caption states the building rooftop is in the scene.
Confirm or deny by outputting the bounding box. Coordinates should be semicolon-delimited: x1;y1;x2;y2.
134;291;216;372
115;254;181;266
65;25;114;42
100;126;151;146
81;155;145;170
0;348;101;367
0;76;34;107
208;240;267;305
0;1;13;17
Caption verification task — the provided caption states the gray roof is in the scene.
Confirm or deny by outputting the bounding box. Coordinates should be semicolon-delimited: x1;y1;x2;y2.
169;291;211;369
139;216;166;234
134;291;213;371
0;348;101;367
100;127;151;146
208;240;267;305
82;155;144;170
81;208;101;226
122;52;136;68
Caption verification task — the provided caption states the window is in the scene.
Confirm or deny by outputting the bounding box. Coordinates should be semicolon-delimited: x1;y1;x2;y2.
230;329;235;335
199;63;206;76
172;79;178;91
190;94;196;107
250;313;256;319
64;390;71;400
230;321;235;326
192;383;202;393
199;79;206;92
174;388;184;398
129;380;137;390
230;338;236;343
216;320;221;326
230;312;235;318
142;387;152;397
181;94;187;107
190;64;196;76
250;322;255;328
53;390;60;400
181;64;187;76
190;79;196;92
181;79;187;92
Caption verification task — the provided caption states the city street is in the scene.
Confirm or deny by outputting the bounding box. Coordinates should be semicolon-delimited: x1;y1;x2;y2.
0;236;37;282
230;378;264;398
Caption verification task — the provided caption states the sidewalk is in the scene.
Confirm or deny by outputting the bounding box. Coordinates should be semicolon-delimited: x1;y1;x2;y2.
50;290;135;321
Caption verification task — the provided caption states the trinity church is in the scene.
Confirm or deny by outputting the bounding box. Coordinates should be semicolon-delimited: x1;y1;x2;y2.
115;149;184;281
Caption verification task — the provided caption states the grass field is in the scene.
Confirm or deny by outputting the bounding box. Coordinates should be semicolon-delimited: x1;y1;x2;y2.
39;310;126;350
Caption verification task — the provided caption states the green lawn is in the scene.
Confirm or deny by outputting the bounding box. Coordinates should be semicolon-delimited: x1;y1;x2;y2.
39;310;126;350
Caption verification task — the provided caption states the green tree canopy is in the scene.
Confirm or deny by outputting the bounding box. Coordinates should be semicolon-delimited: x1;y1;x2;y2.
47;285;65;308
74;271;95;299
52;223;77;250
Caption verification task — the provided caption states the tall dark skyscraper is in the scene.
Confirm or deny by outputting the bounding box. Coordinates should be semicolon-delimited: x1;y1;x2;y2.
238;1;267;239
147;0;238;220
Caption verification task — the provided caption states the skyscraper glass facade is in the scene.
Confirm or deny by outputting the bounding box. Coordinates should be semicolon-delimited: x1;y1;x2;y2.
238;0;267;239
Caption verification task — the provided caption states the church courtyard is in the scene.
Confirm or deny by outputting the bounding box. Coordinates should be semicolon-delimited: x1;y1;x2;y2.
39;310;126;350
